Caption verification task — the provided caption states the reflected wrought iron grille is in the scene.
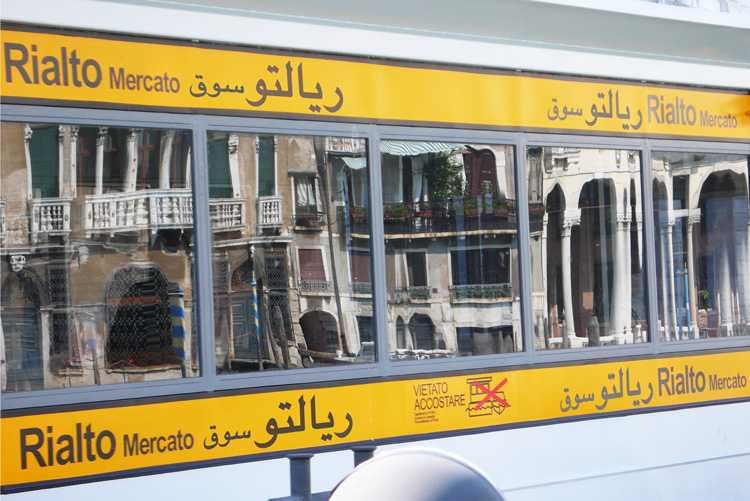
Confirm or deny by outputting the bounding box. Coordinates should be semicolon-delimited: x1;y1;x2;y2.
106;265;174;368
47;266;81;368
268;291;293;341
265;254;288;290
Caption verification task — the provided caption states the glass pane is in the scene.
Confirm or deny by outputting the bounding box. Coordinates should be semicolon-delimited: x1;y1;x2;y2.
209;133;373;372
1;123;198;393
381;141;521;360
527;147;646;349
652;152;749;340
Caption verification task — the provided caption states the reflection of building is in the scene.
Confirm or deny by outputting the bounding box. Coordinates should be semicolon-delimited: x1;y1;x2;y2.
1;122;198;391
529;147;750;349
209;134;372;373
379;141;521;358
529;147;644;348
651;154;750;340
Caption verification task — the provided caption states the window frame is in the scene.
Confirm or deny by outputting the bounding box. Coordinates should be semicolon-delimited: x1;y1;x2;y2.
1;105;748;410
0;106;205;410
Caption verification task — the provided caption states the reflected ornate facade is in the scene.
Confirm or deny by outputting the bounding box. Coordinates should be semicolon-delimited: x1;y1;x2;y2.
380;142;521;359
1;123;197;391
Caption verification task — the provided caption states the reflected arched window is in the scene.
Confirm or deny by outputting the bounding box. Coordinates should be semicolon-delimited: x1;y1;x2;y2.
396;317;406;350
106;264;174;368
409;314;435;350
300;310;340;354
1;271;43;391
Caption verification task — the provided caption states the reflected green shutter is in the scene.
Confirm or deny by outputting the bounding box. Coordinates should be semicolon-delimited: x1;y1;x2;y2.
258;136;274;197
30;126;59;198
208;138;232;198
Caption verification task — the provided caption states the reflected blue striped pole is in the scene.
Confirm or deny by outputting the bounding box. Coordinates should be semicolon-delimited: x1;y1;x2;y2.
252;276;262;370
170;287;187;377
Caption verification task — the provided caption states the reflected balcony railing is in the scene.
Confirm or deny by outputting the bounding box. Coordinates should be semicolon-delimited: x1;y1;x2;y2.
84;189;245;235
377;199;519;235
407;286;432;300
294;212;326;229
350;282;372;295
210;197;246;230
257;196;283;229
299;280;332;293
450;283;513;302
528;203;544;233
28;197;72;242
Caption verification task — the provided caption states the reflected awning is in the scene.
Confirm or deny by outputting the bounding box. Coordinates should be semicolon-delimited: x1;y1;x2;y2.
342;157;367;170
380;141;464;156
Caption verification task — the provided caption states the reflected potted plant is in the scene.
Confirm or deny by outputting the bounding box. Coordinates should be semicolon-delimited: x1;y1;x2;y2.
463;198;480;216
493;198;509;217
350;206;367;222
384;203;411;220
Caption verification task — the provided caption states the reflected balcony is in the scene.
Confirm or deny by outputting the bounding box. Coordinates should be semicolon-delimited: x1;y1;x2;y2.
294;213;326;229
299;280;332;294
378;199;519;236
350;281;372;295
450;283;513;303
210;197;246;230
83;188;245;237
407;286;432;301
257;196;283;229
528;203;545;233
28;197;72;243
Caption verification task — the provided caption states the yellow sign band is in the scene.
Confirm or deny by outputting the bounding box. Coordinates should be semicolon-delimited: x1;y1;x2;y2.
1;29;749;139
3;350;749;488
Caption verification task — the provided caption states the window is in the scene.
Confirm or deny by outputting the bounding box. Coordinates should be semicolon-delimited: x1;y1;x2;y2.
357;316;373;343
1;121;198;393
381;140;520;360
294;175;323;226
451;248;509;286
406;252;427;287
208;132;373;372
350;250;371;294
299;248;328;291
527;146;646;349
652;152;749;341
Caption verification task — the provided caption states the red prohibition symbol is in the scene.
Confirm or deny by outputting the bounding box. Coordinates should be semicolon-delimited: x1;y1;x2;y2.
473;377;510;410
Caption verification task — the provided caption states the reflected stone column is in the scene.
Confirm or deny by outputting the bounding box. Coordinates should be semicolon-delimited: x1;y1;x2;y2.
666;219;679;339
659;225;670;340
24;125;33;199
57;125;65;197
609;214;632;341
718;225;734;336
561;215;580;343
69;126;79;197
635;213;643;270
185;147;192;190
124;129;141;192
686;210;700;338
228;134;240;198
539;212;549;349
159;130;175;189
94;127;107;196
